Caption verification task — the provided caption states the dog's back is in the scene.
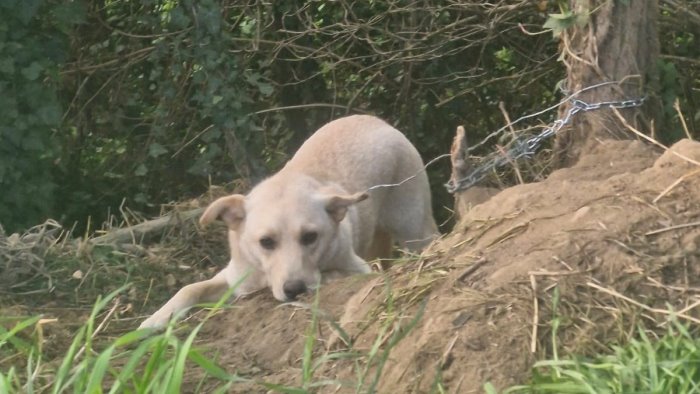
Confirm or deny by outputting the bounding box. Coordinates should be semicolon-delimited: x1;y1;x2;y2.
283;115;438;256
138;115;438;328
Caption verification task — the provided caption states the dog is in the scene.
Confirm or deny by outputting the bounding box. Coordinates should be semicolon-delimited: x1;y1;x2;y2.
139;115;438;329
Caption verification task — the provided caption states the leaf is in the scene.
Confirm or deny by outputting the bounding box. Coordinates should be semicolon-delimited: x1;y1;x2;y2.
20;62;43;81
188;349;237;381
483;382;498;394
201;127;221;143
257;82;274;96
148;143;168;158
543;14;574;37
168;6;190;29
37;103;62;125
15;0;42;25
544;10;589;37
21;133;44;151
240;18;256;35
0;57;15;74
52;1;87;29
135;163;148;176
546;12;574;21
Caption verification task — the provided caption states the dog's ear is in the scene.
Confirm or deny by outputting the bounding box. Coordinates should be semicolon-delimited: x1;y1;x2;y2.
323;192;369;222
200;195;246;230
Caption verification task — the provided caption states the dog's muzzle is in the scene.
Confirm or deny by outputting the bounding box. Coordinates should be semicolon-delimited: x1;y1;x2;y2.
283;280;307;300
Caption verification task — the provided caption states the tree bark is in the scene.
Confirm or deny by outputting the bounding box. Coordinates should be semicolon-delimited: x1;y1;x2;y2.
449;126;499;220
553;0;662;167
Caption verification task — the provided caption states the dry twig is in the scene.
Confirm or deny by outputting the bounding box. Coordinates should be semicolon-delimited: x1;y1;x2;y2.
587;281;700;325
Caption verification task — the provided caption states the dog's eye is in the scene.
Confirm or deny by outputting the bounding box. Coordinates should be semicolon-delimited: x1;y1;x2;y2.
260;236;276;250
300;231;318;246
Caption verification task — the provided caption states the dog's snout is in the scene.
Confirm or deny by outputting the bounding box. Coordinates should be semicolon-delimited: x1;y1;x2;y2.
283;280;307;300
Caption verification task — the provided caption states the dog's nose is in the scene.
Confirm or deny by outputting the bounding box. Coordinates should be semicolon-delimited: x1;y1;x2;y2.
283;280;307;300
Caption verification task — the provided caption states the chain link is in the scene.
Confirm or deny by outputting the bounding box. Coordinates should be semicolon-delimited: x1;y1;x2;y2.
445;95;646;194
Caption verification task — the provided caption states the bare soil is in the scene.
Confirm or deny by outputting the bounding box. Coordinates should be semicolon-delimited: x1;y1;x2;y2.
183;138;700;392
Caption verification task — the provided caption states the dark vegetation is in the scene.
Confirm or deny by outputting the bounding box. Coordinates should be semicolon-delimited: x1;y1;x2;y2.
1;0;698;234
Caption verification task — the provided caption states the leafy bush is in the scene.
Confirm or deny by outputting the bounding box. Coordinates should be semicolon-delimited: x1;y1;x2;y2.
1;1;698;232
0;1;82;231
54;0;268;230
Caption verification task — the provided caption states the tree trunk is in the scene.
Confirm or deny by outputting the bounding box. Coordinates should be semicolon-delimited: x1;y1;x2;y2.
553;0;662;167
449;126;499;220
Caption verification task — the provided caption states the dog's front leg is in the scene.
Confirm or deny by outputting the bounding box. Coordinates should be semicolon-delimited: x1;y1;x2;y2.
322;253;371;283
139;269;230;329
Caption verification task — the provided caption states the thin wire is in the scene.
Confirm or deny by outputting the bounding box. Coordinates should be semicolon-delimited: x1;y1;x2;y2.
466;80;626;153
364;80;645;195
366;153;452;192
446;95;645;193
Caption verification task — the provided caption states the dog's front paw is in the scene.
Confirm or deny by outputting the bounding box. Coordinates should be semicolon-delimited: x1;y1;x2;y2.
138;313;170;330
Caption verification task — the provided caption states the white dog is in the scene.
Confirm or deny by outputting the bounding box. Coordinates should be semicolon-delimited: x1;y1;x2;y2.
140;115;437;329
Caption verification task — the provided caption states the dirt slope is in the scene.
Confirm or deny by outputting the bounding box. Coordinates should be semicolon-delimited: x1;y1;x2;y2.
193;138;700;393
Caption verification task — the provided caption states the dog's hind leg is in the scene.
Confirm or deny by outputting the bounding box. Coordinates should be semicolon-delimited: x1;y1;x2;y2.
383;188;438;252
364;228;394;270
365;228;393;260
139;270;230;329
398;222;438;252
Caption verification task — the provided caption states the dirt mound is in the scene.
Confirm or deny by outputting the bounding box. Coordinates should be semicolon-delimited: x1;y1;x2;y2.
3;139;697;392
192;138;700;392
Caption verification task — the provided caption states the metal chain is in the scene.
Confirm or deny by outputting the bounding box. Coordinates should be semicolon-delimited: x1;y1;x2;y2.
445;96;646;194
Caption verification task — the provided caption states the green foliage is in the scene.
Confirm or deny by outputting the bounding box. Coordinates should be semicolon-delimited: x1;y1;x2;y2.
491;286;700;394
1;1;698;233
0;286;245;393
0;0;83;232
54;0;266;229
657;18;698;143
50;0;564;232
543;10;589;38
657;59;685;143
1;274;427;393
495;47;516;72
542;1;589;38
502;321;700;394
0;1;564;232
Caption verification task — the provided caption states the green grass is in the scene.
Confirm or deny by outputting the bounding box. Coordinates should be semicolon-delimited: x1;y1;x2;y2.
493;311;700;394
502;321;700;393
6;247;700;394
258;278;427;394
0;276;425;393
2;223;428;392
0;285;246;393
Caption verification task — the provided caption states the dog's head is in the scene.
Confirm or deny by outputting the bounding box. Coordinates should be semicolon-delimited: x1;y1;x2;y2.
200;177;367;301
